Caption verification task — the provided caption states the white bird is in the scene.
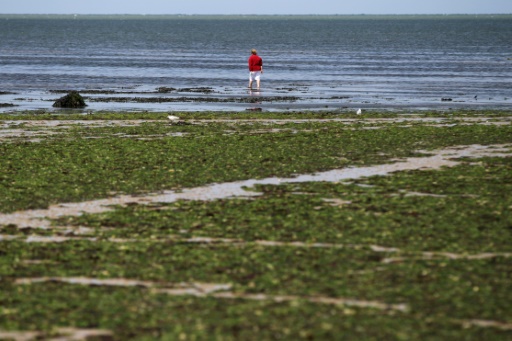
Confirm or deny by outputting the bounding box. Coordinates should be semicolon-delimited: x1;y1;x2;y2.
168;115;180;122
356;109;362;115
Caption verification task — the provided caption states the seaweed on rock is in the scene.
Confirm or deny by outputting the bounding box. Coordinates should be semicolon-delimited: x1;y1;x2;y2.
53;91;87;108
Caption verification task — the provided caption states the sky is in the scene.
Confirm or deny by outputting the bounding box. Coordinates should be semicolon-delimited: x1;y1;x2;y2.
1;0;511;15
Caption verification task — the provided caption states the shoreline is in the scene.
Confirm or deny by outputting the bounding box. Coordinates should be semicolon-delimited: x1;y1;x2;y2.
2;85;511;114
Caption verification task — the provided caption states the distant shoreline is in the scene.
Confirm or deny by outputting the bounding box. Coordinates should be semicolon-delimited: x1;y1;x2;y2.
1;13;511;20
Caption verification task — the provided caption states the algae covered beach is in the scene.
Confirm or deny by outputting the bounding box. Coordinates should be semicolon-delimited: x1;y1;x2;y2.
0;109;511;340
1;12;512;341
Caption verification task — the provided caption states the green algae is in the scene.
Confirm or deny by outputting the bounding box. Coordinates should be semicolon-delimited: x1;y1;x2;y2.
1;119;511;213
1;111;511;340
55;157;512;253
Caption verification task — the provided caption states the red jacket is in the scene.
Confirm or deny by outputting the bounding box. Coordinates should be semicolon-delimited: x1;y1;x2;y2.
248;54;263;71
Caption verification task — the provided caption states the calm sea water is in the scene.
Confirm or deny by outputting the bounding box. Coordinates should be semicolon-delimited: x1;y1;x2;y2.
0;15;511;112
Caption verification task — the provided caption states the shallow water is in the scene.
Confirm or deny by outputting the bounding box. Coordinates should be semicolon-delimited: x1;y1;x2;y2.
1;15;511;112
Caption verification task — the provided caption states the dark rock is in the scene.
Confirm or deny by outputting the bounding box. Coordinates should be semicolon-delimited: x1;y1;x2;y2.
157;87;177;93
441;98;453;102
178;87;214;93
53;91;87;108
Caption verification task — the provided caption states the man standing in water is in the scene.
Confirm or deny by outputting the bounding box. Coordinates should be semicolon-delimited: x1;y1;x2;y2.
248;49;263;90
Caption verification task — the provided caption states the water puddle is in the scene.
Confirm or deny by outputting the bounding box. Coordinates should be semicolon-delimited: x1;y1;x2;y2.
321;198;353;207
15;277;407;312
381;251;512;264
212;292;408;312
456;319;512;331
0;144;510;229
0;328;113;341
6;234;511;262
15;277;232;295
0;129;59;143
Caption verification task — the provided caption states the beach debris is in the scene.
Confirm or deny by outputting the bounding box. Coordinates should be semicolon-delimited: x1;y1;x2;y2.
356;108;362;115
53;91;87;108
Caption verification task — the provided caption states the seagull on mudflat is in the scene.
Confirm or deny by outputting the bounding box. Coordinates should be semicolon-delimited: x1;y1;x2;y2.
356;109;362;115
168;115;180;122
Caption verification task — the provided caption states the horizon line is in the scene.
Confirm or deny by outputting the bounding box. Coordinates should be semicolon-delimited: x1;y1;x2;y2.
1;13;511;15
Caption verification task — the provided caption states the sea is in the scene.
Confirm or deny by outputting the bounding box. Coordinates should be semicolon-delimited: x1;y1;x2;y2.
0;15;511;112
